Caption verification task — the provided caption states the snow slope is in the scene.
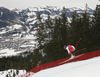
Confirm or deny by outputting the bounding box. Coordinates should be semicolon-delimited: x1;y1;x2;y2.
0;69;26;77
30;56;100;77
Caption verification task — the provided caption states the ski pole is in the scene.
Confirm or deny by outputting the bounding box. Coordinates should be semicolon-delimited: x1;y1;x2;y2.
75;48;86;53
76;38;82;48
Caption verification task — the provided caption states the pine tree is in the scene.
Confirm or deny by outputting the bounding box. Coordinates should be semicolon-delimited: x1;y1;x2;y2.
10;61;13;69
58;7;69;58
32;14;47;66
91;5;100;50
69;4;91;53
13;72;16;77
16;69;19;75
35;14;46;48
32;49;42;67
44;7;69;62
60;7;69;45
45;14;53;42
6;74;8;77
70;11;80;45
80;5;90;52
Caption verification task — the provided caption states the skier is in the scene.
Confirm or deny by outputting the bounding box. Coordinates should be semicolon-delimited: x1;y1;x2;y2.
64;45;75;58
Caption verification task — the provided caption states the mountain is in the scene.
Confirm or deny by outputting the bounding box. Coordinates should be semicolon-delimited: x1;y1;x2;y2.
0;6;94;58
0;6;94;28
0;7;19;27
15;6;94;27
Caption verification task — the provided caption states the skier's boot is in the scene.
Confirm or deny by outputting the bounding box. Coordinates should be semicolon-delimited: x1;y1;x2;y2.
70;54;75;59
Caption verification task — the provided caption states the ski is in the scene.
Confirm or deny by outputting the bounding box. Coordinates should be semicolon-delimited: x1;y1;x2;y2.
60;54;84;64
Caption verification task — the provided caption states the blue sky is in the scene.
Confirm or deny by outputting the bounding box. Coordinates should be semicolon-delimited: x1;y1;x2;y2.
0;0;99;9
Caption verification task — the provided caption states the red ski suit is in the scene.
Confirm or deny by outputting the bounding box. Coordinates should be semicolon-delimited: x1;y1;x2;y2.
66;45;75;55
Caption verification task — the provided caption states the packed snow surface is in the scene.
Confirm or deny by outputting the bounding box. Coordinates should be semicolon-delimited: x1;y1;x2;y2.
30;56;100;77
0;69;26;77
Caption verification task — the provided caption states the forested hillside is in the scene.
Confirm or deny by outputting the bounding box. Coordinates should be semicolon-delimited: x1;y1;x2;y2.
32;5;100;68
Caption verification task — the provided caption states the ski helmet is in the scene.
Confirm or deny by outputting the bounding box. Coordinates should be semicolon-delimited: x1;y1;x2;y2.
64;45;66;49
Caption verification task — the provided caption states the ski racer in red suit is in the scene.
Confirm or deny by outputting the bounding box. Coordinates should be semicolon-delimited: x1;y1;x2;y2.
64;45;75;58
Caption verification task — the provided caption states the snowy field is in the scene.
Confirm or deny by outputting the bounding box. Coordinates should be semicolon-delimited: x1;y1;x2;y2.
30;56;100;77
0;69;26;77
0;24;37;58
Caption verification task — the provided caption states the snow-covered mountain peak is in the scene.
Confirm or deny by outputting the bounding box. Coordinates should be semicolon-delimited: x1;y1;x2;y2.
17;6;94;27
27;6;60;11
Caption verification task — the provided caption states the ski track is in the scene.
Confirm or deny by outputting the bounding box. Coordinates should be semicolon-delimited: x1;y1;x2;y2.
32;57;100;77
48;60;100;77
